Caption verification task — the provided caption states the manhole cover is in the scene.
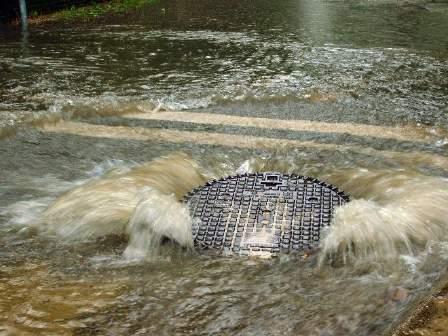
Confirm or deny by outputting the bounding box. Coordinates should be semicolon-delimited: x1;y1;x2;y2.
183;172;350;257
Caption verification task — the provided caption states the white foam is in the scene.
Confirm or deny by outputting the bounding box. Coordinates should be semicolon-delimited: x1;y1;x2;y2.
319;172;448;265
37;153;208;260
123;189;193;261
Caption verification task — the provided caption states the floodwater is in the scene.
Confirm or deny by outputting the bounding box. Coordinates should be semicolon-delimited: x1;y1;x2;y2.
0;0;448;335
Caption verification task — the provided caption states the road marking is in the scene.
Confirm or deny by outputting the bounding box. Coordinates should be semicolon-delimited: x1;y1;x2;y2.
43;121;448;170
124;111;438;144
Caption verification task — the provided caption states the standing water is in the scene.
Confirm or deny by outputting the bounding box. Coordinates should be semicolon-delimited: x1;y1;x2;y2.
1;0;448;335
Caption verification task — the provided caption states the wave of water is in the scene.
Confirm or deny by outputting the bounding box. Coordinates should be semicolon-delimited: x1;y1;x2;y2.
123;189;193;261
36;153;207;261
319;175;448;265
20;154;447;264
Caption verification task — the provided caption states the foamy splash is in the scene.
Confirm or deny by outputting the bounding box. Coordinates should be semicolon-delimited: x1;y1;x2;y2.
319;170;448;265
123;189;193;261
38;153;208;260
34;154;448;264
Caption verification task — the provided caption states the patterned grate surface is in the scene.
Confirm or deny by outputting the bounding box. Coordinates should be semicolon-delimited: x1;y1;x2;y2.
183;172;350;258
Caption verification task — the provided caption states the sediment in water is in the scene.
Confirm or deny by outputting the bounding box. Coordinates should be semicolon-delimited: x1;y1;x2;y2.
38;153;208;260
319;170;448;265
35;154;448;264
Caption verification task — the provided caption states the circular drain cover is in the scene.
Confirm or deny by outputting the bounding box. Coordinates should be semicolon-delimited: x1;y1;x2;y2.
183;172;350;258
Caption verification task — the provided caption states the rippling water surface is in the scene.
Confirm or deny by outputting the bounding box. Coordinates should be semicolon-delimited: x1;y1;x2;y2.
0;0;448;335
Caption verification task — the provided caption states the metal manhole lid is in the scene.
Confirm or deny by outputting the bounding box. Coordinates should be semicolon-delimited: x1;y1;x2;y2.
183;172;350;258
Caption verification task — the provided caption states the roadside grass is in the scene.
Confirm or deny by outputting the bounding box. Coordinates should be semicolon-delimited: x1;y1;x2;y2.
29;0;159;23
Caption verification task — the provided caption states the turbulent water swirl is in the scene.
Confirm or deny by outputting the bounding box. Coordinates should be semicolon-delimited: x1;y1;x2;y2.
319;173;448;265
19;154;447;264
36;153;207;260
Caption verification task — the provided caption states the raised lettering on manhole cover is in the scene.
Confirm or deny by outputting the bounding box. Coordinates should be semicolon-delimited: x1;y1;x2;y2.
183;173;350;257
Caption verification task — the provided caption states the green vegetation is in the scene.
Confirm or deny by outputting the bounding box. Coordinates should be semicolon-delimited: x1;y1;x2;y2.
32;0;158;22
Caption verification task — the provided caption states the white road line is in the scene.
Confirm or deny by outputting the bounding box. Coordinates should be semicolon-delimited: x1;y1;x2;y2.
42;121;448;170
124;111;438;144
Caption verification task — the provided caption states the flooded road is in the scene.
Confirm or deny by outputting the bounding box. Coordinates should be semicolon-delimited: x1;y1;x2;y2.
0;0;448;335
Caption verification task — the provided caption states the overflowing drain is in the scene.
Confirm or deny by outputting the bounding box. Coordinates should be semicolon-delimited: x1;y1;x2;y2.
184;173;350;257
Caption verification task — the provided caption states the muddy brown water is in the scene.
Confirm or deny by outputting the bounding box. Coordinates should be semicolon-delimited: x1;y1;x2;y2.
0;1;448;335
